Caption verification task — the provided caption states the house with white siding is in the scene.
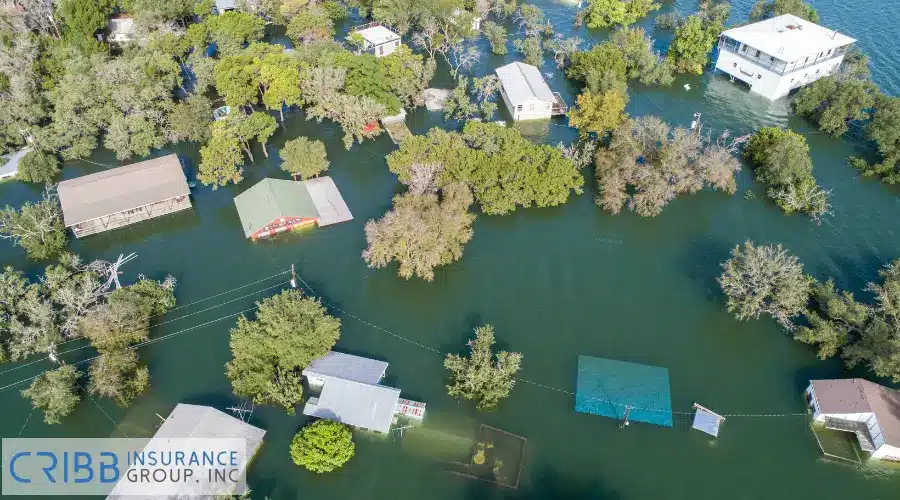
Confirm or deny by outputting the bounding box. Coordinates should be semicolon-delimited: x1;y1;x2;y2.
495;62;566;121
715;14;855;100
351;23;401;57
806;379;900;462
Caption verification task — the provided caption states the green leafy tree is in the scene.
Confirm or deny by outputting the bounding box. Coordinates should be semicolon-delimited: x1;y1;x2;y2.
667;15;721;75
378;46;436;108
854;94;900;182
280;137;329;180
59;0;115;41
839;260;900;382
124;0;196;26
227;290;341;413
16;150;60;183
167;94;214;143
568;88;628;138
88;349;150;407
793;77;879;137
22;365;81;424
795;280;869;359
259;52;303;122
749;0;818;22
290;420;355;473
215;53;262;110
718;241;812;330
322;1;349;20
198;132;245;189
482;21;508;55
207;11;266;55
363;183;475;281
584;0;659;28
744;127;829;220
445;325;522;411
286;7;335;44
0;189;66;260
331;52;402;115
512;36;543;67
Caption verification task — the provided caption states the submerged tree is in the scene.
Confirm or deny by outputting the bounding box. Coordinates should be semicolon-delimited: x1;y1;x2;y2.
482;21;508;55
749;0;818;22
87;349;150;407
280;137;329;180
290;420;355;473
445;325;523;411
363;183;475;281
0;188;66;260
568;88;628;138
667;14;722;75
718;241;812;331
583;0;660;28
16;150;61;183
22;365;81;424
227;290;341;413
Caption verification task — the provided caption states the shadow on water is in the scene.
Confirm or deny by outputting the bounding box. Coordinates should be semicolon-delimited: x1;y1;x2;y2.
682;237;734;302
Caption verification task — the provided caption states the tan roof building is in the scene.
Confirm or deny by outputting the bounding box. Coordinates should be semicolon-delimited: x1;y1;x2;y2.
807;378;900;461
58;154;192;238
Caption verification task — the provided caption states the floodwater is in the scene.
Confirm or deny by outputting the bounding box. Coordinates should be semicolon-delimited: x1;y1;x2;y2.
2;1;900;498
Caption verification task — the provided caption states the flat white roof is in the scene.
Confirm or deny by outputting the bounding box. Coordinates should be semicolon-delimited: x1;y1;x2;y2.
303;351;388;385
304;176;353;226
303;378;400;433
495;62;555;105
355;25;400;46
721;14;855;62
0;148;31;179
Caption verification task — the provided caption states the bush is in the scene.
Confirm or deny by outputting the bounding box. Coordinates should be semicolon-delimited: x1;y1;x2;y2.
290;420;355;473
16;150;61;183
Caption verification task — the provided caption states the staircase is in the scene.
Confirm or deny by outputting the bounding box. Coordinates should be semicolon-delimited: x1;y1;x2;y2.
824;417;876;452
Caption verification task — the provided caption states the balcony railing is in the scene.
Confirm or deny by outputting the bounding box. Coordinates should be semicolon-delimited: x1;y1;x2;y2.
718;42;846;76
551;92;567;115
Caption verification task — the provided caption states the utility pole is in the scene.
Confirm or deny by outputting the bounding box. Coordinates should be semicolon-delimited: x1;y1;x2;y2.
618;405;632;430
290;264;297;289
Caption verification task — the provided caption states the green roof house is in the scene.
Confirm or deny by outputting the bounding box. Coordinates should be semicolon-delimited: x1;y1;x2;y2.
233;177;353;239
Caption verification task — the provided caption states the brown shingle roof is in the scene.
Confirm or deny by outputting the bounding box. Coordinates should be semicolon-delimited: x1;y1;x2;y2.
58;154;189;227
811;378;900;447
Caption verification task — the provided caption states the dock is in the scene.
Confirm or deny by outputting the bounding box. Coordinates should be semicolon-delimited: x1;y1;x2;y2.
381;110;412;145
691;403;726;437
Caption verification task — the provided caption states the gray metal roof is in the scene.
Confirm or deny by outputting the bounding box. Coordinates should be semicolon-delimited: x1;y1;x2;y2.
303;378;400;433
233;177;352;237
495;62;555;105
58;154;189;227
303;351;388;385
216;0;237;11
304;176;353;226
0;148;31;179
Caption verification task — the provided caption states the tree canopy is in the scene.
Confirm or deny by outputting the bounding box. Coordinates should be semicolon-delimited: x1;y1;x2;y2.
583;0;660;28
16;150;60;183
667;15;721;75
290;420;355;473
0;189;66;260
749;0;819;22
22;365;81;424
445;325;523;411
568;88;628;138
226;290;341;413
280;137;329;180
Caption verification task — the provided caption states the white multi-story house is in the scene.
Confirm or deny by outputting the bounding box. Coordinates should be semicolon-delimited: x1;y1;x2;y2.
806;379;900;462
715;14;855;100
495;62;566;121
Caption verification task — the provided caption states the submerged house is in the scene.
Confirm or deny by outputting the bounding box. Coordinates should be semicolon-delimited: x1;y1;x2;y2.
715;14;855;100
302;351;425;433
351;23;401;57
232;177;352;239
58;154;191;238
495;62;566;121
806;379;900;461
107;403;265;499
104;15;137;43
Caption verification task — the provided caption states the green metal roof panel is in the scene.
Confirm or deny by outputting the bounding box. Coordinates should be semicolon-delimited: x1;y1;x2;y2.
233;179;318;238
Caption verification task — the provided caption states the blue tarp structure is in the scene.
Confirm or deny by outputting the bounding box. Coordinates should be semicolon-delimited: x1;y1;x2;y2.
574;355;673;427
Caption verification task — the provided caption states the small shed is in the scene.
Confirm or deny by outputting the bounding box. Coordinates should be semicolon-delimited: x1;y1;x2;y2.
0;148;31;180
104;15;136;43
106;403;265;499
58;154;191;238
232;177;353;240
215;0;237;13
495;62;566;121
352;23;401;57
304;351;389;387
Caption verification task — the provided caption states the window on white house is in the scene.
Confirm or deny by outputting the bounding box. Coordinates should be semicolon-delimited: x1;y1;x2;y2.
394;41;399;47
516;104;522;111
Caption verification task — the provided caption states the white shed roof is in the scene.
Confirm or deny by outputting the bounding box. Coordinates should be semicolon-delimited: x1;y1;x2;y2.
303;378;400;433
0;148;31;179
354;25;400;46
304;176;353;226
721;14;855;62
495;62;555;105
303;351;388;385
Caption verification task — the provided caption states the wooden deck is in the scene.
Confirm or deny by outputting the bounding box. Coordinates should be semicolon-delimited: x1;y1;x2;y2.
382;119;412;144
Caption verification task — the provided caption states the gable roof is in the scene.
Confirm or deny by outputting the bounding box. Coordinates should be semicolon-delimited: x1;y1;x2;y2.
58;154;189;227
495;62;555;104
304;351;388;385
303;377;400;433
721;14;855;62
233;177;352;237
811;379;900;447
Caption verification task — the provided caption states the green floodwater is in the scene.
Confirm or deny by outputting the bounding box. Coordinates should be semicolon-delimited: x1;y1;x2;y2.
3;1;900;498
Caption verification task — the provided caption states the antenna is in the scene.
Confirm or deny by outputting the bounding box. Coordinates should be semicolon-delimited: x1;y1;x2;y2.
290;264;297;289
618;405;633;430
227;401;255;422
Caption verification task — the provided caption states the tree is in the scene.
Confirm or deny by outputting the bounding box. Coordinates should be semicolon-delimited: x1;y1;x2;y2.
568;88;628;138
207;11;266;55
515;5;548;37
482;21;508;55
59;0;115;41
718;241;812;330
795;280;868;359
793;77;879;137
584;0;659;28
167;94;213;143
286;7;335;44
594;116;742;216
839;260;900;382
667;15;721;75
568;30;672;90
289;420;355;473
544;36;583;70
363;183;475;281
443;77;480;121
749;0;818;22
331;52;402;114
215;53;263;110
16;150;60;183
22;365;81;424
378;46;435;108
124;0;195;27
0;189;66;260
227;290;341;413
88;349;150;407
445;325;522;411
258;52;303;122
744;127;829;220
280;137;329;180
855;94;900;182
198;132;244;188
513;36;543;67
